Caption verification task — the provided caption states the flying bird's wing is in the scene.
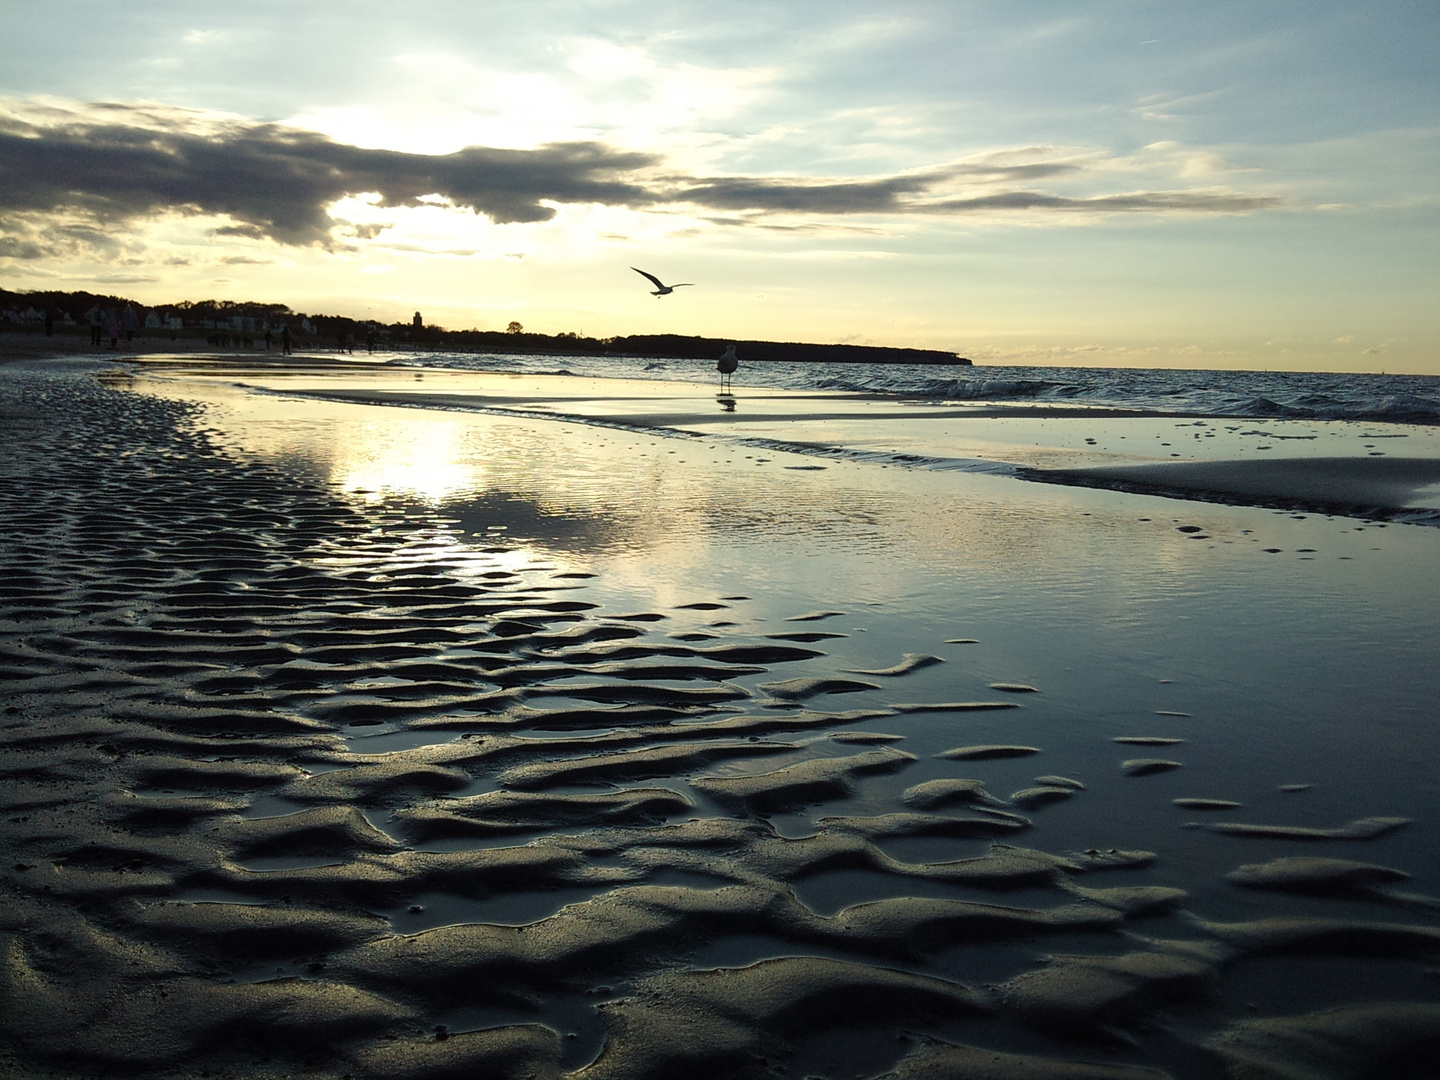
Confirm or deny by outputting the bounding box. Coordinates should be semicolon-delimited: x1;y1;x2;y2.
631;267;665;288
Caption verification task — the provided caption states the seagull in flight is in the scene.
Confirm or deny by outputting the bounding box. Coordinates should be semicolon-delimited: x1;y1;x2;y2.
631;267;694;297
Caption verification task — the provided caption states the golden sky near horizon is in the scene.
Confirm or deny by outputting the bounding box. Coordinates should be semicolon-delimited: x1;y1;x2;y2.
1;2;1436;373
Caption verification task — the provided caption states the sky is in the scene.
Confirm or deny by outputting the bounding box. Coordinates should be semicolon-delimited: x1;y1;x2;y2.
1;1;1436;373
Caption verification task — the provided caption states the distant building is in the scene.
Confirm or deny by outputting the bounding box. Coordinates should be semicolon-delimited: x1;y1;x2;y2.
145;312;163;329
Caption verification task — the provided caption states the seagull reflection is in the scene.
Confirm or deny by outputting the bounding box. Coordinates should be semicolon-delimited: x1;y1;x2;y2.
718;394;736;413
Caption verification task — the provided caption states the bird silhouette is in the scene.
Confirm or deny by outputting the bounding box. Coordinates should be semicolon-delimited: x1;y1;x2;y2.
717;343;738;392
631;267;694;296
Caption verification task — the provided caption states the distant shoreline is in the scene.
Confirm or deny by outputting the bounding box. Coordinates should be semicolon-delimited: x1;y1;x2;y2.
1;289;968;364
0;328;971;366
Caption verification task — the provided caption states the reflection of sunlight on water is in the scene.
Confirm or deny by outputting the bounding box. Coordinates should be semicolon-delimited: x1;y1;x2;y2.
148;375;1439;646
332;420;480;504
312;523;554;581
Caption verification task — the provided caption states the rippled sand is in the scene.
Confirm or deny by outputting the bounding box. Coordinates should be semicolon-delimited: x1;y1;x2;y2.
3;357;1440;1080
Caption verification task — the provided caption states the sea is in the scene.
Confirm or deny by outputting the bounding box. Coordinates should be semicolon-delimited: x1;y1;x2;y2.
394;351;1440;426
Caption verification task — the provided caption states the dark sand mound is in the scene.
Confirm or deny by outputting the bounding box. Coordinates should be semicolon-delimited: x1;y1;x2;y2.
691;747;916;812
903;777;1011;809
1207;1003;1440;1080
1185;816;1411;840
879;1035;1175;1079
575;956;988;1080
758;675;882;700
1121;758;1183;776
846;653;945;677
393;787;695;840
1226;856;1409;892
940;744;1042;760
1010;785;1078;809
353;1024;564;1080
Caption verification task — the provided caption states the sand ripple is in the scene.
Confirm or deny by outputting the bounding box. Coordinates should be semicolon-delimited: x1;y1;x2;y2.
1;364;1434;1080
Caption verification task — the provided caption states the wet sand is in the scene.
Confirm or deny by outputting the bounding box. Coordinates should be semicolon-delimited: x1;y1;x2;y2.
3;355;1440;1080
133;353;1440;521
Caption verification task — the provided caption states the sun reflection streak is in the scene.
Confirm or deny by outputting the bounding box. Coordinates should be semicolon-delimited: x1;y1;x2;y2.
330;418;481;504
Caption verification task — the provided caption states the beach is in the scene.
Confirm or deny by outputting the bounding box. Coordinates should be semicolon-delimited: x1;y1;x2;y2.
3;350;1440;1080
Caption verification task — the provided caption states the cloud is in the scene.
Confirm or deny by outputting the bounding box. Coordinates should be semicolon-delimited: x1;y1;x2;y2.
0;100;661;245
926;189;1282;214
91;273;160;284
674;174;932;214
0;236;51;259
1136;89;1227;122
374;242;480;257
0;100;1287;254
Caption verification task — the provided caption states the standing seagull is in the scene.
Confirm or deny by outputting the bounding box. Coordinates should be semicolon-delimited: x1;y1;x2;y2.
717;343;738;392
631;267;694;297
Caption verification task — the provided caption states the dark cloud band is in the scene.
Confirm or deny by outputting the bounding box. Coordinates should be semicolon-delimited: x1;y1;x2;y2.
0;112;660;243
931;190;1283;213
0;104;1282;246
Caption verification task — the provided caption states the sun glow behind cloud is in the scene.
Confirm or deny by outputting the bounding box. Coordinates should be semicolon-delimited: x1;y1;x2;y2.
286;37;776;162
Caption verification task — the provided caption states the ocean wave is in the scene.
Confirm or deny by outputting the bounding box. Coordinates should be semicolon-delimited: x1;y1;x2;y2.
395;352;1440;426
1356;393;1440;423
1233;396;1289;416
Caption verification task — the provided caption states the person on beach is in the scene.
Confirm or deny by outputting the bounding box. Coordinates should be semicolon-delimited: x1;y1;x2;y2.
104;308;121;350
281;324;292;355
121;304;139;344
84;306;102;347
264;329;272;351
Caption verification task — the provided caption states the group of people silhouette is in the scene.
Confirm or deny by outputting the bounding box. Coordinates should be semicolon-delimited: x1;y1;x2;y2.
83;304;138;349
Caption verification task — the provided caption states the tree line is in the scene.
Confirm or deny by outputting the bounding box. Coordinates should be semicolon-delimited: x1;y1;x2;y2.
0;289;969;364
